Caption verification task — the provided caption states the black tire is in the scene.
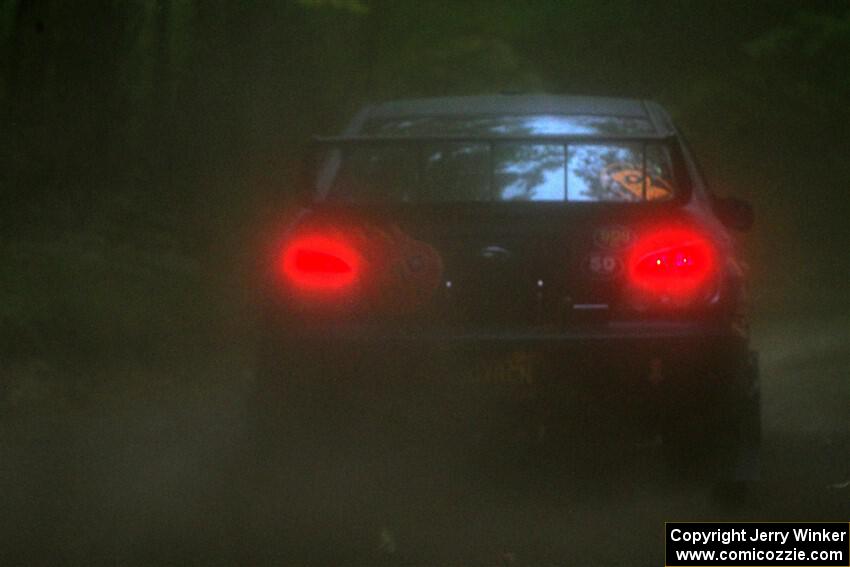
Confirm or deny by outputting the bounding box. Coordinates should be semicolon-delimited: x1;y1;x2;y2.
246;340;355;461
239;341;387;561
247;337;440;466
662;350;761;486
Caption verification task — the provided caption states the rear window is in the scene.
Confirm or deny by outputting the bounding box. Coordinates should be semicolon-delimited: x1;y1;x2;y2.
320;115;677;203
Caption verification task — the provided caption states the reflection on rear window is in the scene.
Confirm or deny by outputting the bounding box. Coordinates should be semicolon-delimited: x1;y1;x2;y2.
323;115;675;203
495;144;565;201
568;144;674;202
325;143;675;203
362;114;655;136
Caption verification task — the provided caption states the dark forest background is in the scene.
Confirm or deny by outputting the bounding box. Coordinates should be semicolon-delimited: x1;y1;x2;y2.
2;2;850;563
3;0;850;364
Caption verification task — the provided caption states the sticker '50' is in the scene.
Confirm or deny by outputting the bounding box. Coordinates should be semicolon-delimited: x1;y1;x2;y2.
584;253;622;278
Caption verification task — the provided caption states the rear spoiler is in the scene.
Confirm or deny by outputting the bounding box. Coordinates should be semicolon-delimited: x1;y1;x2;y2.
313;133;676;145
308;132;681;202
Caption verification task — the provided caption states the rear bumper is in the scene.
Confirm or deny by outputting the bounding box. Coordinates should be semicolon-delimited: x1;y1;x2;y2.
268;318;746;348
258;318;752;402
255;318;757;463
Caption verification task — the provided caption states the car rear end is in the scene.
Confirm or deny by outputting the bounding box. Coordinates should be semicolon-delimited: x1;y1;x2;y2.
253;96;759;481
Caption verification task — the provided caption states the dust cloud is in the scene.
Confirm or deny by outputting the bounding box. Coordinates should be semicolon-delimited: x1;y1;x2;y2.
1;311;847;565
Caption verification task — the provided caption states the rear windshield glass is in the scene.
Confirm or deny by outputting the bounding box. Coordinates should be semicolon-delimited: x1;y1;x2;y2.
320;115;676;203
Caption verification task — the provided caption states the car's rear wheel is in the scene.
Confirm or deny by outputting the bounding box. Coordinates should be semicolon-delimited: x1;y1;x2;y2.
247;338;452;468
661;350;760;491
241;341;411;560
248;341;378;463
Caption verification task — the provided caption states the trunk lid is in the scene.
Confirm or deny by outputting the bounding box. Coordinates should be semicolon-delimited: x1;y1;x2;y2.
288;202;695;328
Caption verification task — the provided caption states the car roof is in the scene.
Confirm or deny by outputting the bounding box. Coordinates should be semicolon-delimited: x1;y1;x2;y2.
355;94;673;135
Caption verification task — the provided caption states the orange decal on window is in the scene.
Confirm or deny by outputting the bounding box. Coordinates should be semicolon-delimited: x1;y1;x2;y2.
602;163;673;201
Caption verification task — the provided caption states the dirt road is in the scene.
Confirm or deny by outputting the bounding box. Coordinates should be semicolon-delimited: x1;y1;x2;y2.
1;314;848;565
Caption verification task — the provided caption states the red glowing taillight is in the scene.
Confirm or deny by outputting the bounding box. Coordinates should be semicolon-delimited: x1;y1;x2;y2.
280;234;362;292
626;228;717;303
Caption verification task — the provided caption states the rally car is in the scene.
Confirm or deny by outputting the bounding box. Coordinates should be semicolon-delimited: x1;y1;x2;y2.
252;94;759;483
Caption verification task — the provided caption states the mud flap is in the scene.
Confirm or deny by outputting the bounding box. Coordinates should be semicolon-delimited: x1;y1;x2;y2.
729;350;761;483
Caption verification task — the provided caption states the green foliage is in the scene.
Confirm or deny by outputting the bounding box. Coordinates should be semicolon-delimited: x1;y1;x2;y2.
1;0;849;361
297;0;369;14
